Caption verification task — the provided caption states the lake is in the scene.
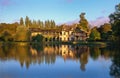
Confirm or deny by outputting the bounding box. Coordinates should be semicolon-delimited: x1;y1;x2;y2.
0;43;120;78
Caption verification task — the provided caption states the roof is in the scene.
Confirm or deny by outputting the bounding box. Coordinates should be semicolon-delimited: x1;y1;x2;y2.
29;28;61;33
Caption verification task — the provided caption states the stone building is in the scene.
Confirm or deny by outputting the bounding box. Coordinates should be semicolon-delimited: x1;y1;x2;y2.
29;24;88;42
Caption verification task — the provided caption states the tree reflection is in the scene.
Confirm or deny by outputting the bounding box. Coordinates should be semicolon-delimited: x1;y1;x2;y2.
90;47;101;60
73;46;89;71
110;47;120;78
0;43;117;71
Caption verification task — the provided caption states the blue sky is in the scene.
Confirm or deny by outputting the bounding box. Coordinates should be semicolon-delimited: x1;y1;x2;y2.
0;0;119;25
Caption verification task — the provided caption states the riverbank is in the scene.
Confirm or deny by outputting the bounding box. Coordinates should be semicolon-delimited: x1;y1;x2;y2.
0;41;108;47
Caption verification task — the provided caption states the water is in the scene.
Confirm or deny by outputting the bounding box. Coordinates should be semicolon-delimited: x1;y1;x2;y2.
0;44;120;78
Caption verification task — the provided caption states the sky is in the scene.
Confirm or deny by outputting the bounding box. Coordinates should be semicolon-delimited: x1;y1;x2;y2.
0;0;119;26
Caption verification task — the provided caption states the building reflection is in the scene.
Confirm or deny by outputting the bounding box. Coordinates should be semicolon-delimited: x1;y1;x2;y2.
0;43;114;71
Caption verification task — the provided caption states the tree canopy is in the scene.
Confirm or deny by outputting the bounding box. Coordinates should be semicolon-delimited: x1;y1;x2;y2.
109;3;120;41
78;13;89;32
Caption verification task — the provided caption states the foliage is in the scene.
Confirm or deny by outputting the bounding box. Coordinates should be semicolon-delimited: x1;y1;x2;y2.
0;31;13;41
20;17;24;26
109;3;120;41
78;13;89;32
0;23;18;34
15;26;31;41
0;23;18;41
110;48;120;78
32;34;44;42
20;16;56;29
89;27;101;40
97;23;112;41
25;16;30;27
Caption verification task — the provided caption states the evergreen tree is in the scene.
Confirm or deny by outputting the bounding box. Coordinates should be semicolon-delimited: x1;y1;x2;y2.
25;16;29;27
20;17;24;26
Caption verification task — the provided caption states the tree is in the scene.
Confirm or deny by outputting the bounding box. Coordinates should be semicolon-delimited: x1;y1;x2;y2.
78;13;89;32
98;23;112;41
1;31;13;41
109;3;120;41
25;16;29;27
15;26;31;41
45;20;50;29
109;4;120;24
29;20;32;28
20;17;24;26
89;27;101;41
32;34;44;42
32;20;38;28
110;48;120;78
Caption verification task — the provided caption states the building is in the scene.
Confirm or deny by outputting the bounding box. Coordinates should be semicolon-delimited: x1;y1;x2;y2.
29;24;89;42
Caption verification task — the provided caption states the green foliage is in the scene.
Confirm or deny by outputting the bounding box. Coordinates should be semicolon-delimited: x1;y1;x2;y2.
78;13;89;32
109;3;120;24
89;27;101;40
100;23;112;33
32;34;44;42
109;3;120;41
98;23;112;41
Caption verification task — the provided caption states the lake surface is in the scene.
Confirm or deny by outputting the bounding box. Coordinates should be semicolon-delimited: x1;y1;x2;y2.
0;43;120;78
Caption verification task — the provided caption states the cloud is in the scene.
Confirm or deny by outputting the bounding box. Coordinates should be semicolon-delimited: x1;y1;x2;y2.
62;16;110;28
66;0;73;3
0;0;13;7
89;16;110;27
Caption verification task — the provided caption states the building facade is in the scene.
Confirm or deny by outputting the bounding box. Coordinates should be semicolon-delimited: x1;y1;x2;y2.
29;24;89;42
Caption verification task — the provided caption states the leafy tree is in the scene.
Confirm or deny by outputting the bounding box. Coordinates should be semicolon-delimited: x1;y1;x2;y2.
15;26;31;41
32;34;44;42
110;48;120;78
89;27;101;41
98;23;112;41
109;3;120;41
0;31;13;41
78;13;89;32
101;23;112;33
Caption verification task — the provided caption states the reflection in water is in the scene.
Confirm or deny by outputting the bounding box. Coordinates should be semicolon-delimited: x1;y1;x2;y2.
0;43;119;78
31;44;90;71
109;47;120;78
0;44;90;71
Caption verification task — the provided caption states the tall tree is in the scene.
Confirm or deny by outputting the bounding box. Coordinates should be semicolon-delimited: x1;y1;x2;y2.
78;13;89;32
20;17;24;26
25;16;29;27
51;20;56;28
38;20;44;28
109;3;120;41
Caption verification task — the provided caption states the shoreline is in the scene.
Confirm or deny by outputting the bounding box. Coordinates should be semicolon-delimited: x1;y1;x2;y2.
0;41;107;46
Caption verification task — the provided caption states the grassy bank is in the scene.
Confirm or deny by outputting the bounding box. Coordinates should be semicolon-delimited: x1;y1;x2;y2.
0;41;107;47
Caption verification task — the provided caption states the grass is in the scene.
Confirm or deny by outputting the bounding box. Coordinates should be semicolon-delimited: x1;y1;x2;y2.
0;41;107;47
